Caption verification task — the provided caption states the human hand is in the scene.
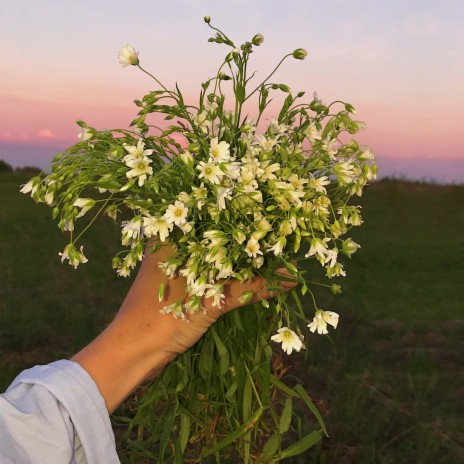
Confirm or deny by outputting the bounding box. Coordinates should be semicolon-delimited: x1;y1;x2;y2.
73;244;296;412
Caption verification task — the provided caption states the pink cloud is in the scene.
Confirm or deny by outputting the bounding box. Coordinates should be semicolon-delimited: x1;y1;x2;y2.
37;129;56;139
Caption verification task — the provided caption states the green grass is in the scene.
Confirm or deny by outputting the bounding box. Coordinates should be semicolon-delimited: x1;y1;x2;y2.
1;173;463;463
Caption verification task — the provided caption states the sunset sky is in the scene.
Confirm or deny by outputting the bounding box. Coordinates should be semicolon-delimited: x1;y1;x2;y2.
1;0;463;182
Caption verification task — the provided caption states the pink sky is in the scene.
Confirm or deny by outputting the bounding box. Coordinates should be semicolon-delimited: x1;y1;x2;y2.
1;0;463;181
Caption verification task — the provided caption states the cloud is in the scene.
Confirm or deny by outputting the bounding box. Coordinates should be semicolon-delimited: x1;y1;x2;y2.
37;128;56;139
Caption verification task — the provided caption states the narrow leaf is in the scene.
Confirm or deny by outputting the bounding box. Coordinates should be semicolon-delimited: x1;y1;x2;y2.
179;413;190;453
294;384;328;437
277;430;322;460
203;408;264;457
278;397;293;434
212;327;230;376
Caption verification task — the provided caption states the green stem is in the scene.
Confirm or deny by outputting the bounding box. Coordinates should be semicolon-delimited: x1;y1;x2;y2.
244;54;292;102
72;193;114;244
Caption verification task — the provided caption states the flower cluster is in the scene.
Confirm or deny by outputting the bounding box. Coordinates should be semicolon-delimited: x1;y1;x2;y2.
20;19;378;461
21;22;376;356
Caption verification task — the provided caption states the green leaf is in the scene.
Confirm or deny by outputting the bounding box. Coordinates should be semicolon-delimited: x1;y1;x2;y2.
174;440;184;464
258;433;280;461
271;377;298;398
198;333;214;381
203;407;264;457
275;430;322;460
179;413;190;453
243;376;252;421
225;382;238;402
278;397;293;434
212;327;230;376
158;283;165;302
159;406;177;460
236;85;246;103
294;384;328;437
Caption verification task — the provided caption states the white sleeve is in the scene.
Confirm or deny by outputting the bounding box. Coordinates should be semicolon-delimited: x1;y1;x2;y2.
0;360;120;464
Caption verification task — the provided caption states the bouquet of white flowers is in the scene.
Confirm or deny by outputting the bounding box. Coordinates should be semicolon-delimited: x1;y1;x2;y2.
21;17;376;463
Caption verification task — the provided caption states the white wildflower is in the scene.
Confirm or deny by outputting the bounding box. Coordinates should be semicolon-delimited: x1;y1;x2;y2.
158;260;179;278
164;200;188;226
59;244;88;269
268;237;286;256
245;237;262;258
192;182;208;210
197;161;223;184
259;161;280;181
271;327;303;355
143;216;173;242
123;140;153;164
216;259;233;279
189;276;210;297
205;284;225;308
73;198;96;218
118;44;139;67
125;157;153;186
20;179;39;195
307;310;339;335
309;175;330;194
255;133;279;150
209;137;230;163
177;221;193;234
161;301;185;320
268;118;288;135
306;122;322;142
305;237;330;260
78;128;93;141
121;217;142;245
342;238;361;257
216;186;232;211
324;248;338;268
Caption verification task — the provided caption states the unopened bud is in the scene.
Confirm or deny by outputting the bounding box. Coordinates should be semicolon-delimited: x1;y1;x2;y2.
239;290;253;304
204;16;211;23
344;103;357;114
252;33;264;46
292;48;308;60
179;150;194;166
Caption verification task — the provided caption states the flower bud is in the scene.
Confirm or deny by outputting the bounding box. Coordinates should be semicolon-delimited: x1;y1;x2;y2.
252;33;264;46
187;142;200;153
204;15;211;23
344;103;357;114
292;48;308;60
357;148;375;160
179;150;194;166
251;230;267;241
232;229;246;244
239;290;254;304
331;284;342;294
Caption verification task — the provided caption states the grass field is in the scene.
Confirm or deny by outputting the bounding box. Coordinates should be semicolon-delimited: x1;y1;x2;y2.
1;172;463;463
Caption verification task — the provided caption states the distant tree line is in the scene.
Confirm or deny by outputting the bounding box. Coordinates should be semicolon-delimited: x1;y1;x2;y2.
0;159;41;175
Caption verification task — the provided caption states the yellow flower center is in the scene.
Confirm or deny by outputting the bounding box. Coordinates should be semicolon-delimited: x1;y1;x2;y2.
282;330;293;340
